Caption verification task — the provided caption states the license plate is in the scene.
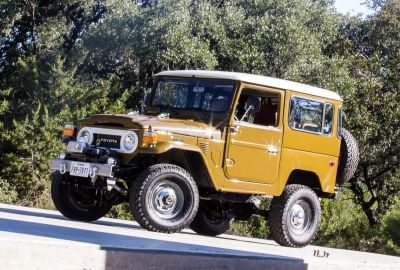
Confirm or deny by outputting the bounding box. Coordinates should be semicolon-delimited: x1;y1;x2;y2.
70;162;90;177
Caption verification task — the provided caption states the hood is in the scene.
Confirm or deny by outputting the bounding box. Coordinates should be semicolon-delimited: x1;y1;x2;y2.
79;114;222;139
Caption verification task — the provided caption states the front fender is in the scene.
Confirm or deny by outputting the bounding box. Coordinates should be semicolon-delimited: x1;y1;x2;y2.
138;142;202;155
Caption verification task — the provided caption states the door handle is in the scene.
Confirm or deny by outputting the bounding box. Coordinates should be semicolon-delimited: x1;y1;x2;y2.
268;145;278;154
230;125;239;133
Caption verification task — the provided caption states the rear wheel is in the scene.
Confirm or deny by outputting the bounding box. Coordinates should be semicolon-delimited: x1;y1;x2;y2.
190;202;231;236
130;164;199;233
268;184;321;248
51;172;113;221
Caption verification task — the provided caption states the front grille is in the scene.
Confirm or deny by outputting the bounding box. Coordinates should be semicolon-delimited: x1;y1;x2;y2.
93;134;121;149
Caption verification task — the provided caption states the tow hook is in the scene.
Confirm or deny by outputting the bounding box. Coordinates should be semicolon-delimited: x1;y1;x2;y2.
90;167;98;185
60;163;67;175
107;178;127;196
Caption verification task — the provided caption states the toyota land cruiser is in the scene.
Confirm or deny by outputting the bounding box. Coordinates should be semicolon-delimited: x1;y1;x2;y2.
50;70;359;247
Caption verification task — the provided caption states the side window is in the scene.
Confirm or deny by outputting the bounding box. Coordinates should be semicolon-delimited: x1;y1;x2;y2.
337;106;343;138
235;88;280;127
289;97;324;133
289;97;335;136
323;103;334;135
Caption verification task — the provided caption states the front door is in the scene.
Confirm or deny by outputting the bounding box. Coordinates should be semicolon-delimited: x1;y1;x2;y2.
224;85;284;184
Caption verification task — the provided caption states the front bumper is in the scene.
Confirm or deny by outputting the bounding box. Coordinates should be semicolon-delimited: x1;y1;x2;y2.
50;158;115;178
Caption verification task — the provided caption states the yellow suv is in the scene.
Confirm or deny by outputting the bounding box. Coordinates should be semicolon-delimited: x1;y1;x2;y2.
50;70;359;247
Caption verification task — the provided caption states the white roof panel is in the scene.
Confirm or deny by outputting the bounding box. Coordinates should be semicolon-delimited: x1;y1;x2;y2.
155;70;342;101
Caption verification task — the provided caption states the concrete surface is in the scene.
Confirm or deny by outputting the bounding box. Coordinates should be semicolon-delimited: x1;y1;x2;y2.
0;203;399;270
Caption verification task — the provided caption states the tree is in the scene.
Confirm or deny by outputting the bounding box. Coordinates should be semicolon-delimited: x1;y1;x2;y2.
0;0;399;255
0;1;106;85
336;0;400;225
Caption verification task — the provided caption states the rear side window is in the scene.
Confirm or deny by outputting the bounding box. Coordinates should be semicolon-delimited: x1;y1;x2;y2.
323;103;334;135
337;106;343;138
289;97;324;133
289;97;335;135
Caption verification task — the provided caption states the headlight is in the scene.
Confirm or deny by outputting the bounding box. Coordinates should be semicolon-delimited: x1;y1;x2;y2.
77;130;90;144
123;133;136;151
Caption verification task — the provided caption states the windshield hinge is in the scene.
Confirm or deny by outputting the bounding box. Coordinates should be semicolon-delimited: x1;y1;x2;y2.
157;112;170;119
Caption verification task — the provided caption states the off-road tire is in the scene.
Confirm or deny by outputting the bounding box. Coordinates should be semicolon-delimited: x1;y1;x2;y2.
130;164;199;233
336;128;359;185
51;172;112;221
268;184;321;248
190;204;231;236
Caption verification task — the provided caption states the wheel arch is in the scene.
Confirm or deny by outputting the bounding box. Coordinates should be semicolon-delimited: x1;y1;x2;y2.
157;148;215;189
284;169;322;194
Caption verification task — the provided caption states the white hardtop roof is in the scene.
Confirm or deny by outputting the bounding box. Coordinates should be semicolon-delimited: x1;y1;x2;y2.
155;70;342;101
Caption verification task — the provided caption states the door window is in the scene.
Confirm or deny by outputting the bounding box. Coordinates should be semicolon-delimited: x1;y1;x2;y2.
235;88;280;127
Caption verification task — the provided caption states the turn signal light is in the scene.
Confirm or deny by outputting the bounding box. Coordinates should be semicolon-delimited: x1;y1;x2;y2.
63;124;76;137
143;131;158;145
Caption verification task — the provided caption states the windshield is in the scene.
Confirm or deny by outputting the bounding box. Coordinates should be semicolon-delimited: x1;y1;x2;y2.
148;77;236;126
151;77;235;112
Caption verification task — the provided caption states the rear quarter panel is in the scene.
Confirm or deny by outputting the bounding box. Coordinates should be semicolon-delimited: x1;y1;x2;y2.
279;90;342;194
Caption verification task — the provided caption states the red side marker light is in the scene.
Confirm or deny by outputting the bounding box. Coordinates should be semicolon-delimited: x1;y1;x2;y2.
329;161;336;167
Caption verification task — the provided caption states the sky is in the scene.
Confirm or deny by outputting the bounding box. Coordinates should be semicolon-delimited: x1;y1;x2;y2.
335;0;373;15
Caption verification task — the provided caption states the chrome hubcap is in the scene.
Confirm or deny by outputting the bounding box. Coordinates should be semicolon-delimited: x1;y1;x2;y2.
288;200;312;235
290;204;305;228
150;180;184;220
155;188;176;210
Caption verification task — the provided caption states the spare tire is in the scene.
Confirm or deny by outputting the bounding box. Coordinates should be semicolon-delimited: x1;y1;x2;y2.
336;128;359;185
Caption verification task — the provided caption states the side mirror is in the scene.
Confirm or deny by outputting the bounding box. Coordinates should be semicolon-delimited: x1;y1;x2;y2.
240;96;261;122
245;96;261;113
141;92;151;113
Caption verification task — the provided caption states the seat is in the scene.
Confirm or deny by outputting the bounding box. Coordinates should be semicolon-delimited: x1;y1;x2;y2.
254;98;278;126
210;97;229;112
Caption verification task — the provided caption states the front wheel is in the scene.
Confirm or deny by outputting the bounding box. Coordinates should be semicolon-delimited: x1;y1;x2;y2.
268;184;321;248
130;164;199;233
51;172;113;221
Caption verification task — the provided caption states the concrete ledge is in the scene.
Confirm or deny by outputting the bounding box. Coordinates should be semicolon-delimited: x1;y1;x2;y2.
1;240;305;270
0;203;399;270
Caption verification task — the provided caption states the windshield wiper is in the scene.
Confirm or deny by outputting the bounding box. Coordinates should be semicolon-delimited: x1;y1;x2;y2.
153;104;178;116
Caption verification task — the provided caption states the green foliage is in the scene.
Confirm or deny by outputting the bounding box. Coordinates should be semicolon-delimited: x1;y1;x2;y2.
107;204;133;220
384;209;400;245
0;178;18;204
0;55;131;207
316;190;376;251
229;198;271;238
334;0;400;225
0;105;61;206
382;200;400;254
230;217;269;239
